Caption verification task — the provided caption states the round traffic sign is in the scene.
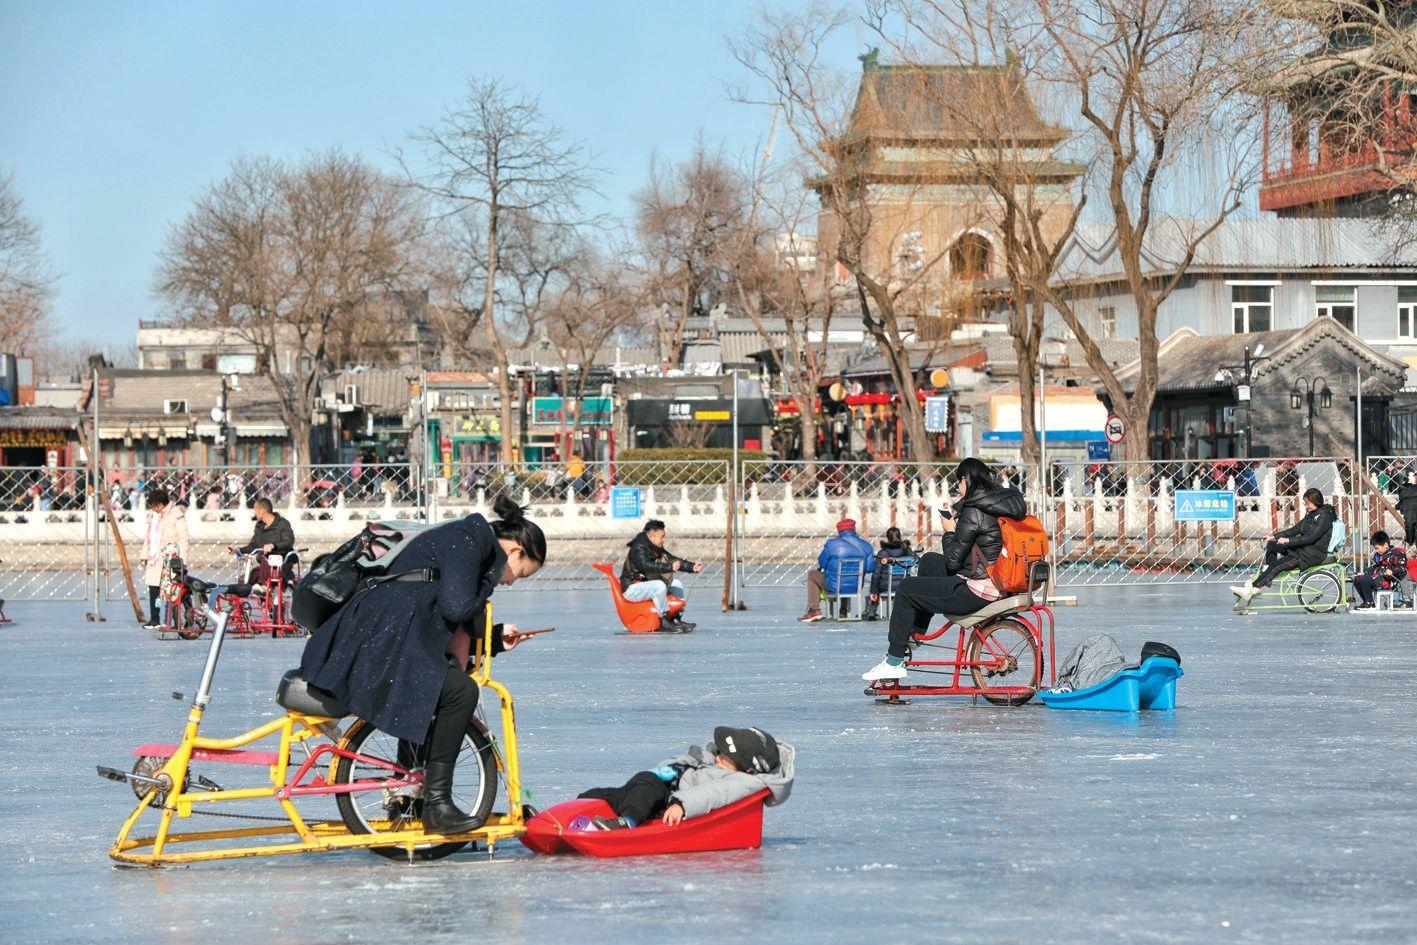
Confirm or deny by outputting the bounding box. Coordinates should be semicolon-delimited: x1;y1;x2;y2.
1104;414;1126;444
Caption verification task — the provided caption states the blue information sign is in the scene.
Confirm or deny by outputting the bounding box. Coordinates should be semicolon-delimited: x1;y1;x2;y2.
1174;489;1235;522
610;486;642;520
1087;441;1111;461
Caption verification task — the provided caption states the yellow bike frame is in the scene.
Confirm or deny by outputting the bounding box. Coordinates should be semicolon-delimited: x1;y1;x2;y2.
109;605;526;866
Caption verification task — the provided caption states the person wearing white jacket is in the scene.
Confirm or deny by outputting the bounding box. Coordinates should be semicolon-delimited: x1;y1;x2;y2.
139;488;189;628
574;726;795;830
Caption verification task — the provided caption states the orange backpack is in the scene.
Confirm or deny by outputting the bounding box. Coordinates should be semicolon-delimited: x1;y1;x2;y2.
988;515;1050;594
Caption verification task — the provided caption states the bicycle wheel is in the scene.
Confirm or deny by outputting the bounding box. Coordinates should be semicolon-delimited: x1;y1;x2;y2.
334;717;497;862
1298;570;1342;614
966;616;1042;707
175;595;208;640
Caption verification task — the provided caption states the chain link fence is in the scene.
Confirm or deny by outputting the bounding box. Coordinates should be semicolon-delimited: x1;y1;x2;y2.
1043;456;1366;586
0;466;94;601
0;454;1403;605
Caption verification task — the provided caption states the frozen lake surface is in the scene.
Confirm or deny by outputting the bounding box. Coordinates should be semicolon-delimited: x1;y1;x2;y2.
2;583;1415;944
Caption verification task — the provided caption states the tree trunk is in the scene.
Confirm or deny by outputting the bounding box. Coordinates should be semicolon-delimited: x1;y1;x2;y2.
1012;330;1041;471
1116;399;1150;462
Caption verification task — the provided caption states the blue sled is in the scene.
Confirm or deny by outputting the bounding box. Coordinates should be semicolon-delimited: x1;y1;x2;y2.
1040;657;1183;712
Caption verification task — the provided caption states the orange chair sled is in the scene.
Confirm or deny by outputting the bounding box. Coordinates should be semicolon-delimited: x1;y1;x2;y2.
592;562;685;633
521;789;770;858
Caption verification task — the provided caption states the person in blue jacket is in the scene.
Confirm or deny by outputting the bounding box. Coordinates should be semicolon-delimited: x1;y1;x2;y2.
799;517;875;621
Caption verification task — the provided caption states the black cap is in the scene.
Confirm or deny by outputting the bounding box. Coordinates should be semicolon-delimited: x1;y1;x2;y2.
713;726;780;774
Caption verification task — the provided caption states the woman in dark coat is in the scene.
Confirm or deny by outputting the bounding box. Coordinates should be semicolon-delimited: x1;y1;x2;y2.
299;496;546;834
862;458;1027;683
1230;487;1335;604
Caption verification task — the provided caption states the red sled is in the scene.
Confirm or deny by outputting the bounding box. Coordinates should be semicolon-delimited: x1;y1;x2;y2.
520;789;770;858
592;562;685;633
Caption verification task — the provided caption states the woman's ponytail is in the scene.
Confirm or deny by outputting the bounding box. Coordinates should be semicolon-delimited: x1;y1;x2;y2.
491;496;546;564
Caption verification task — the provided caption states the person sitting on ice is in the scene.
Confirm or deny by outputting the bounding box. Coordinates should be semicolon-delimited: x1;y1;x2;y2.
619;519;702;631
1230;487;1335;606
862;526;915;621
799;517;876;622
571;726;795;831
1353;530;1408;610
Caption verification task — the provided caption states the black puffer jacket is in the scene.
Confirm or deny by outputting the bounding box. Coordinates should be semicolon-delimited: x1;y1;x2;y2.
942;485;1028;580
1397;483;1417;522
1275;503;1336;567
619;532;698;590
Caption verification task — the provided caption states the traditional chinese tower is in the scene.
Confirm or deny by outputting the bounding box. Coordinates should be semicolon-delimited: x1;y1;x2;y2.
814;51;1082;335
1260;2;1417;216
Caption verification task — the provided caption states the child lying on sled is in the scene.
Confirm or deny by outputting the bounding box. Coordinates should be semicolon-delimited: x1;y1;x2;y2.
571;726;795;830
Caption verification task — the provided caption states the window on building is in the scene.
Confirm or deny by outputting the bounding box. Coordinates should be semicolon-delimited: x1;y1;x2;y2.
948;233;992;280
169;356;186;371
1400;287;1417;340
1099;306;1117;340
1231;285;1273;333
1316;285;1356;330
201;353;217;370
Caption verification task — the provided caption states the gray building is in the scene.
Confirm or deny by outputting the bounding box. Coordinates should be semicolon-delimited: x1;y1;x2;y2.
1043;218;1417;383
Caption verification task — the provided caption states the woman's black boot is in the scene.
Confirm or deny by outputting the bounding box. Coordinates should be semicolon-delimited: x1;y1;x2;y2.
420;761;481;834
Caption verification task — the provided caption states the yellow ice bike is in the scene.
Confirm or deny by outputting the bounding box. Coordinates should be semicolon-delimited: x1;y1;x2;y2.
101;581;527;866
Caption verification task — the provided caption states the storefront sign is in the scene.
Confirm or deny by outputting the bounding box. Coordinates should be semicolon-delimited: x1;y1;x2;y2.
694;410;731;421
924;395;950;433
0;429;68;447
531;396;613;427
1174;490;1235;522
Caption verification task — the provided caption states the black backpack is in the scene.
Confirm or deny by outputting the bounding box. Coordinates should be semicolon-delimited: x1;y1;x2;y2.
1140;641;1181;665
291;521;436;631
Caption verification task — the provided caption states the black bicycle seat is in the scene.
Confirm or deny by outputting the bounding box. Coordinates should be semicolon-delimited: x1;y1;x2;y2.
184;576;215;594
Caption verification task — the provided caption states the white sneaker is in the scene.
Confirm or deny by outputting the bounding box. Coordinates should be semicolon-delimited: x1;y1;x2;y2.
1228;582;1257;600
862;659;907;682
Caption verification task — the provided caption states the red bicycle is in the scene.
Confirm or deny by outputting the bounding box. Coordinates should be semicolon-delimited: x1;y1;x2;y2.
215;550;307;638
866;563;1055;706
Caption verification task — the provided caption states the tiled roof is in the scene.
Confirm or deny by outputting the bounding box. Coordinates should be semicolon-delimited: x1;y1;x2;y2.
325;368;416;414
1111;320;1407;394
0;406;80;430
848;60;1066;144
1055;218;1413;284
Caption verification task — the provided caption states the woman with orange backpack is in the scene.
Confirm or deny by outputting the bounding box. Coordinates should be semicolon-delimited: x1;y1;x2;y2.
862;458;1029;683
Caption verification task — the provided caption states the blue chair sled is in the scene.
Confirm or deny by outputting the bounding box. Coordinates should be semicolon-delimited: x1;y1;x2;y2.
1040;657;1183;712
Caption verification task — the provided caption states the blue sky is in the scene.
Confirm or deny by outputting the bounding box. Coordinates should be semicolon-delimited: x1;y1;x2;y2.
1;1;866;348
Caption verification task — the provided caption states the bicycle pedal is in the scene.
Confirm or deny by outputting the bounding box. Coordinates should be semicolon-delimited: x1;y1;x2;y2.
194;774;222;791
97;766;128;783
171;691;184;700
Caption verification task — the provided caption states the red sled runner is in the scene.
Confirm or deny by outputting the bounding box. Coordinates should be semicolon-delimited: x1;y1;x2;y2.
521;789;770;858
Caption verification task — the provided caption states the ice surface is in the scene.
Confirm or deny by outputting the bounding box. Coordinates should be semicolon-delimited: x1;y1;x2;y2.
1;584;1415;944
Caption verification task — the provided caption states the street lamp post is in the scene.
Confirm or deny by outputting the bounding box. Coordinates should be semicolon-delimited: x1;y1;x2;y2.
1291;375;1333;456
1215;343;1269;458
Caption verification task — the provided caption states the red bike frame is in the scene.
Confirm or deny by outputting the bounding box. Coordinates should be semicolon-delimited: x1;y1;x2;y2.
218;551;304;638
870;601;1056;703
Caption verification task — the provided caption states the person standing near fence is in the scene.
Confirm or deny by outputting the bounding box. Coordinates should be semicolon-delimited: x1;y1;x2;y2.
1397;474;1417;546
139;488;189;629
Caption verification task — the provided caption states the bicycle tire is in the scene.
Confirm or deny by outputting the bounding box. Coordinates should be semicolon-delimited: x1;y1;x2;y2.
1299;570;1342;614
966;616;1042;707
334;718;496;862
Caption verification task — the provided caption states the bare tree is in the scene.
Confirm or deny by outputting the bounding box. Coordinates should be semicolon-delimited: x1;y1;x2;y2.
727;170;841;462
633;142;750;370
865;3;1088;469
34;337;137;382
408;78;599;462
0;173;58;356
155;152;424;468
731;6;958;463
542;248;641;450
865;0;1284;460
